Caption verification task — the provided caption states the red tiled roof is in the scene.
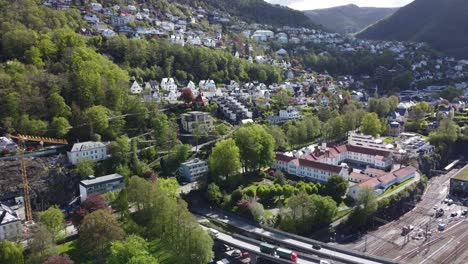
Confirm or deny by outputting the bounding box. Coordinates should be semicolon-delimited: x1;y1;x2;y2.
364;168;386;176
350;172;372;181
357;177;380;188
297;159;342;174
393;166;416;178
275;154;296;163
346;144;391;157
378;172;396;184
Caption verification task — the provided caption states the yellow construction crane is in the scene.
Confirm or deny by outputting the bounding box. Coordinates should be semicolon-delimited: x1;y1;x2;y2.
20;158;33;222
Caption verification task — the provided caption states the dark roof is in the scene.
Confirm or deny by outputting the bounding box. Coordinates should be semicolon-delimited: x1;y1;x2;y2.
346;144;391;158
395;108;408;116
297;159;342;174
275;154;296;163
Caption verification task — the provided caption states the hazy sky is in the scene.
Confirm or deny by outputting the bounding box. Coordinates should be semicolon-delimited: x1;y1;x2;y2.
265;0;415;10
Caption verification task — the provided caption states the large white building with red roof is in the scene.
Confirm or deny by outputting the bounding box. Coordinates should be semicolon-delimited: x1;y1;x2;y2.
273;153;349;183
348;166;417;199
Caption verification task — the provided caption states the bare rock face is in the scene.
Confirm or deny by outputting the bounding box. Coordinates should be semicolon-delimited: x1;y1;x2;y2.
0;156;81;210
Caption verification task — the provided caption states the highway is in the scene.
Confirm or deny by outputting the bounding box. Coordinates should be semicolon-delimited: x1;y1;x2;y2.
201;226;316;264
194;207;395;264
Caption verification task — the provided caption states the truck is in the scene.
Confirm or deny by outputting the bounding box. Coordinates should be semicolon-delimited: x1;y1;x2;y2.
402;225;414;235
259;243;298;262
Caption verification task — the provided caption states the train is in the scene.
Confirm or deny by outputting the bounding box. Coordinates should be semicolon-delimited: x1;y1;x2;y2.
259;242;298;262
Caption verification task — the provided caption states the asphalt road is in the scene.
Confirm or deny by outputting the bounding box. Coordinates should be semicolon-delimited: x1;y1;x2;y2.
196;207;385;264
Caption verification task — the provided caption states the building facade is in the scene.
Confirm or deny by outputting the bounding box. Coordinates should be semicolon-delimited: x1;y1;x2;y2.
0;204;23;241
273;154;349;183
79;174;125;202
0;137;17;153
180;111;214;133
67;141;108;165
348;166;417;200
179;158;209;182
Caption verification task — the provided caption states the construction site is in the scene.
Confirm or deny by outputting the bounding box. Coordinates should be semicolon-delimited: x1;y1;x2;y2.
344;165;468;264
0;134;79;217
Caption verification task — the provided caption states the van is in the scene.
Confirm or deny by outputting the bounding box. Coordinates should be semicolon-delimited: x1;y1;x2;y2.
438;223;446;231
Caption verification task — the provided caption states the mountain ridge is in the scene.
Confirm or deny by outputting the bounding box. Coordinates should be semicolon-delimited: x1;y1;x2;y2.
357;0;468;58
304;4;397;34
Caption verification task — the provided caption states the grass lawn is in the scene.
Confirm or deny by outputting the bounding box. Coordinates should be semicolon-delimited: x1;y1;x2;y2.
383;136;397;144
382;178;413;196
332;209;352;221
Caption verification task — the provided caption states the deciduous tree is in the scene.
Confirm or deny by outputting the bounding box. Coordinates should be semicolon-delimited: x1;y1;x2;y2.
78;210;124;259
208;139;241;184
38;206;64;238
0;241;24;264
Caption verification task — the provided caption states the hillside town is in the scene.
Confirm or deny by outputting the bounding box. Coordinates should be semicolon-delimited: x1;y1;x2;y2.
0;1;468;264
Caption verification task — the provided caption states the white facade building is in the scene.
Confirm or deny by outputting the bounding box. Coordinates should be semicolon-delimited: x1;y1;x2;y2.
0;137;18;153
130;80;142;94
161;78;177;91
180;111;214;133
273;154;349;183
79;174;125;202
67;141;108;165
179;158;208;182
0;204;23;241
279;106;301;120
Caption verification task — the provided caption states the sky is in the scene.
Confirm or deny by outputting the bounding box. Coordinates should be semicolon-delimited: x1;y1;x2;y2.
265;0;415;10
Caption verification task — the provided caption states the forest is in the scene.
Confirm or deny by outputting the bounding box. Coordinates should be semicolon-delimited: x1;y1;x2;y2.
0;0;281;140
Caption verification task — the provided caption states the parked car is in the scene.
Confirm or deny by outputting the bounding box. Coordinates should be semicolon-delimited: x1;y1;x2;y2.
232;250;242;258
220;244;233;252
313;244;322;250
450;212;458;217
448;199;454;205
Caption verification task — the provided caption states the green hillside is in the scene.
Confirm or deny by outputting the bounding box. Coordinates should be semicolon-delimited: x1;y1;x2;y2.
304;4;397;34
357;0;468;58
178;0;320;29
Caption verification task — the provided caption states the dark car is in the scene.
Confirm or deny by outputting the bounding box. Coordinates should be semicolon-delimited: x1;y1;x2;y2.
312;244;322;250
221;244;233;252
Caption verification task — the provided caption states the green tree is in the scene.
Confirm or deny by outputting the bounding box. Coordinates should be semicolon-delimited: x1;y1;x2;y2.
83;105;110;136
323;116;345;141
266;125;288;150
0;241;24;264
74;158;95;178
234;124;275;173
27;224;58;264
38;206;64;238
51;117;70;138
78;210;124;259
206;183;223;205
208;139;241;184
310;194;337;226
107;235;158;264
48;93;71;118
348;187;378;230
439;86;462;102
360;113;383;137
325;175;348;204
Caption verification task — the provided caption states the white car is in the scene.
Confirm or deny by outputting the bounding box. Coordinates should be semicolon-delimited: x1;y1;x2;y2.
211;229;219;238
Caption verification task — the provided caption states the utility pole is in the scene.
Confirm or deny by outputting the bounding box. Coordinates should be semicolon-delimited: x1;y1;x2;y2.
364;236;368;252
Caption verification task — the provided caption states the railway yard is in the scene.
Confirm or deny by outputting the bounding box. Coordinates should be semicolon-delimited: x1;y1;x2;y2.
344;167;468;264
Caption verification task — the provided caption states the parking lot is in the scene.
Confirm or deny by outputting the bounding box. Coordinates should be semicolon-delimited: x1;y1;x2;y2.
345;167;468;263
